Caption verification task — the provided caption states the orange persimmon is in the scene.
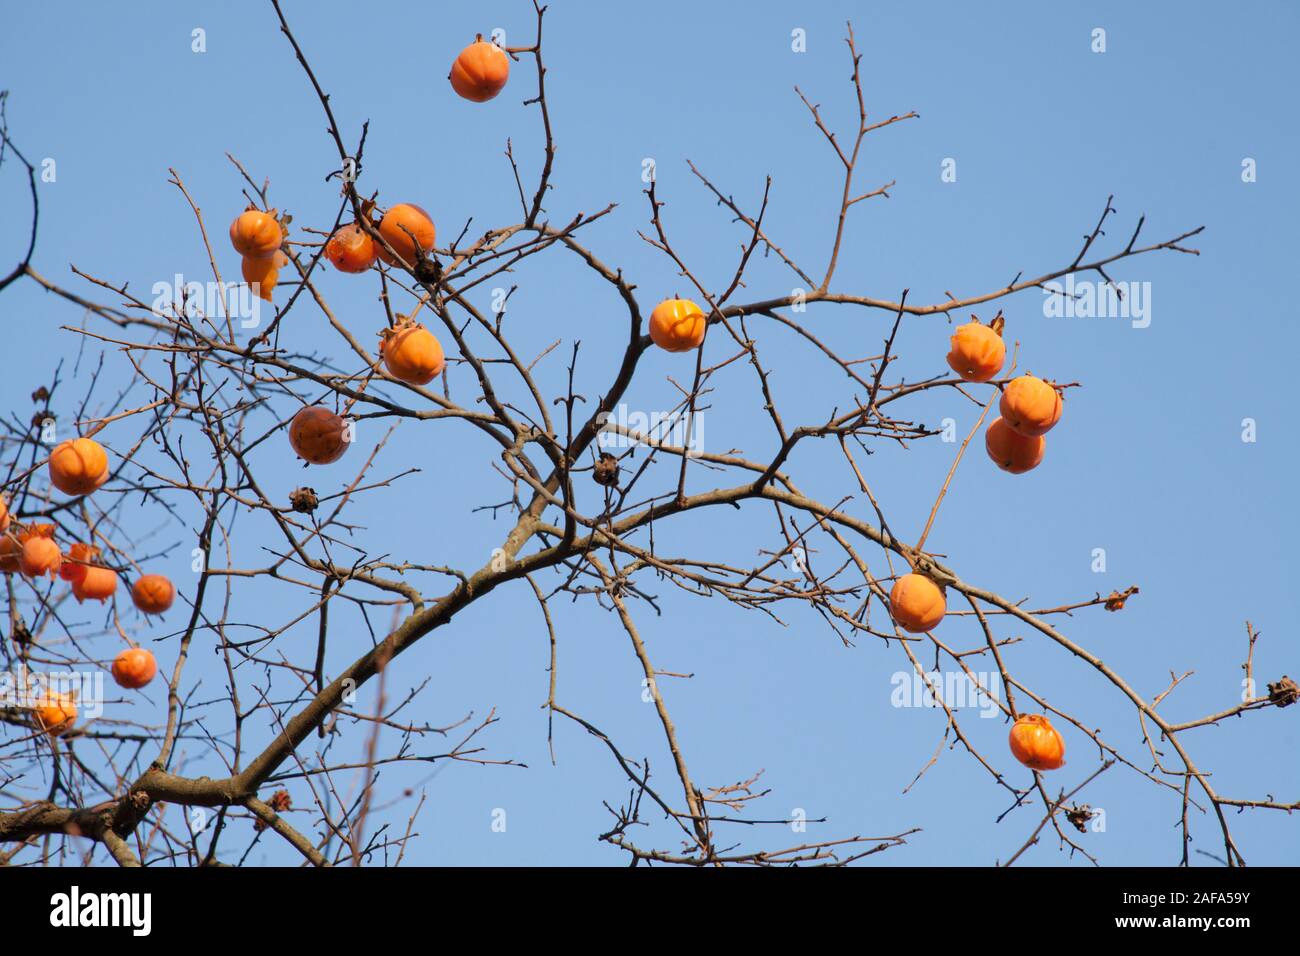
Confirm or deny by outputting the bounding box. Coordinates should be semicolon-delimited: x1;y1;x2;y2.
48;437;110;496
325;222;378;273
889;573;946;633
132;574;175;615
72;565;118;603
19;525;61;578
111;648;158;690
999;375;1063;438
985;417;1045;474
649;298;707;352
449;37;510;102
379;320;445;385
376;204;436;267
229;208;282;259
288;406;349;465
946;316;1005;383
0;533;22;574
1008;713;1066;771
59;542;97;583
241;250;290;302
35;691;77;737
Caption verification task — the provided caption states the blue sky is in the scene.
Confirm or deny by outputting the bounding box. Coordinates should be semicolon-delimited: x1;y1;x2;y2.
2;0;1296;865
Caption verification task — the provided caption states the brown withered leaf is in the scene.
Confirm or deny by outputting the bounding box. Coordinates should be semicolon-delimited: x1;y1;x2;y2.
253;789;293;832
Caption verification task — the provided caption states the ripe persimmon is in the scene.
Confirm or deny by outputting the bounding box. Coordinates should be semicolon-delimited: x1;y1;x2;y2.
132;574;175;615
449;37;510;102
111;648;158;690
288;406;349;465
1000;375;1063;437
889;573;946;633
0;533;22;574
48;437;110;496
241;250;290;302
649;298;707;352
325;223;377;273
59;542;98;583
985;417;1045;474
1008;713;1066;771
946;316;1005;383
35;691;76;737
379;320;445;385
19;526;61;578
376;204;436;267
229;208;282;259
72;565;118;603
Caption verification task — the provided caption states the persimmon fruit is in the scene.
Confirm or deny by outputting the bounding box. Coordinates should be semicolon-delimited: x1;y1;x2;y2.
19;526;61;578
985;417;1045;474
449;38;510;102
59;542;98;583
229;208;282;259
325;222;378;273
111;648;158;690
72;565;118;603
48;437;110;496
379;320;445;385
376;204;436;267
35;691;77;737
0;533;21;574
1008;713;1066;771
132;574;176;615
241;250;289;302
288;406;349;465
1000;375;1063;438
946;316;1005;383
649;298;707;352
889;573;946;633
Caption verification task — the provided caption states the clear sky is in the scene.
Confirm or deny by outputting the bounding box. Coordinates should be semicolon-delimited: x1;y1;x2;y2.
1;0;1296;866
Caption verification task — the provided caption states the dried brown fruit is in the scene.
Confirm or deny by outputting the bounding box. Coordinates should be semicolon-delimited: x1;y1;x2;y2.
1267;675;1298;708
1104;586;1139;611
289;487;319;513
1066;804;1094;833
593;453;620;487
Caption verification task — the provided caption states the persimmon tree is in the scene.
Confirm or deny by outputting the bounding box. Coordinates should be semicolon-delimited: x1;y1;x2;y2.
0;5;1295;867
